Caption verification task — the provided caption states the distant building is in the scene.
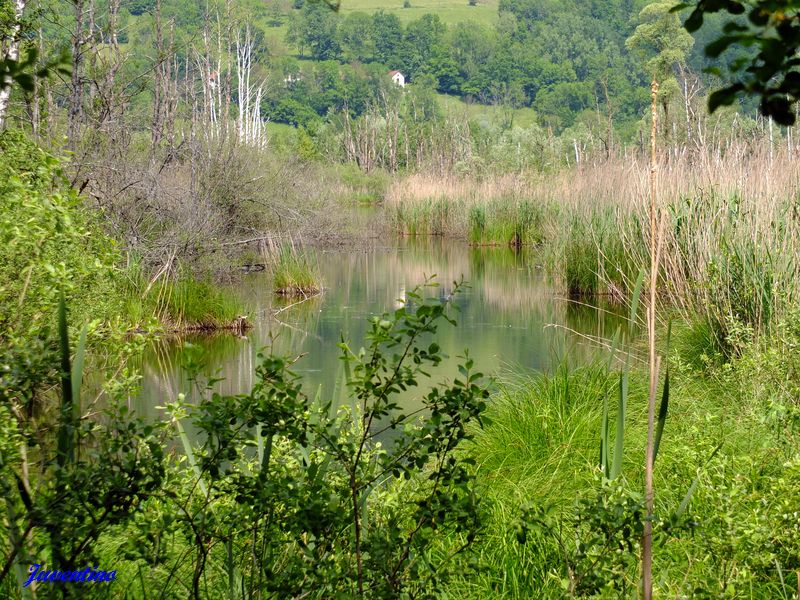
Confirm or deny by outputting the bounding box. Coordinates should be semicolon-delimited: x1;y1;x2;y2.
388;70;405;88
283;73;302;88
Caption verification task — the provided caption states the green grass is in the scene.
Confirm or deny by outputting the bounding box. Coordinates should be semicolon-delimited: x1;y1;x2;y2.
440;365;645;598
437;93;539;128
269;243;322;297
339;0;500;25
392;196;548;246
467;199;545;246
440;348;800;598
162;278;244;329
122;262;245;331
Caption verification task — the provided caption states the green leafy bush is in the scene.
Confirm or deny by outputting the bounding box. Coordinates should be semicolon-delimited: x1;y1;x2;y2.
144;281;490;598
0;131;120;340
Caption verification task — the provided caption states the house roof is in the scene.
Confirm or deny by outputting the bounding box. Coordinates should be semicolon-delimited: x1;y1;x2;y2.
388;70;402;76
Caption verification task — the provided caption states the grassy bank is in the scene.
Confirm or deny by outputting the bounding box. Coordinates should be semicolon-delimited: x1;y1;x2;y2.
438;321;800;597
0;130;248;340
122;262;247;333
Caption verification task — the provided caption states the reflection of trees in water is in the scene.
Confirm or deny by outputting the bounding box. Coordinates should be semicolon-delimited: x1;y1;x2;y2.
138;332;254;421
138;241;632;416
564;297;628;341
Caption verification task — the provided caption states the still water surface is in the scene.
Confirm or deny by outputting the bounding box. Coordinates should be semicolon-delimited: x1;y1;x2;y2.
137;239;625;417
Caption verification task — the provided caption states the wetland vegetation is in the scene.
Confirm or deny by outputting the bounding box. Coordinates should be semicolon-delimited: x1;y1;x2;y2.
2;0;800;598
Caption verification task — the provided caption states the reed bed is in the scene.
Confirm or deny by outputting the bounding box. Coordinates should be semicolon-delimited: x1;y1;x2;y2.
387;142;800;211
386;145;800;349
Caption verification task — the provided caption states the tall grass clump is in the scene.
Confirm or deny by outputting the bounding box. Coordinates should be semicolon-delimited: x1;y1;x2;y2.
651;191;795;357
563;219;601;298
264;238;322;297
163;278;243;329
122;259;244;331
391;192;547;247
474;365;618;498
390;196;455;237
468;198;546;246
444;365;646;598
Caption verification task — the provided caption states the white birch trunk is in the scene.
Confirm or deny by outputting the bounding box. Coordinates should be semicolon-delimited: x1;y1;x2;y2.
0;0;27;128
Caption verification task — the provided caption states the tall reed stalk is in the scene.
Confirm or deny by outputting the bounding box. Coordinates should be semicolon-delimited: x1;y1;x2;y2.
642;78;660;600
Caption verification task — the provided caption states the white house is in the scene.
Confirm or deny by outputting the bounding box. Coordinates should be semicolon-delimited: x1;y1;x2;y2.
283;73;302;88
389;70;405;88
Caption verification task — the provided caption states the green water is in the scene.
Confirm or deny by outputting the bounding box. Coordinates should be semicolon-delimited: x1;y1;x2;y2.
137;239;626;419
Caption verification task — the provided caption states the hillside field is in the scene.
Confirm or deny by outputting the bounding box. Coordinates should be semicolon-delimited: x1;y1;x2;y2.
338;0;499;25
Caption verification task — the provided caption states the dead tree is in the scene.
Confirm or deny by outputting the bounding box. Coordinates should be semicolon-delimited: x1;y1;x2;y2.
0;0;27;128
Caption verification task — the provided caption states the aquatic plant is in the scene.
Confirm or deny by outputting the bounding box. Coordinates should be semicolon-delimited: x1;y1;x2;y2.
265;238;322;297
121;259;245;331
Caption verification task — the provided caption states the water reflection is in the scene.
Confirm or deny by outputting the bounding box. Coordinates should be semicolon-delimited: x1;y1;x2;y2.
137;239;627;419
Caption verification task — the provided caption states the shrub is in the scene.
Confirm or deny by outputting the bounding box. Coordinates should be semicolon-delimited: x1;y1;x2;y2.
139;281;490;597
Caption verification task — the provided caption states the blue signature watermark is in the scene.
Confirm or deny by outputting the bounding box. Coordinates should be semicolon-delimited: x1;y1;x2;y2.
23;564;117;587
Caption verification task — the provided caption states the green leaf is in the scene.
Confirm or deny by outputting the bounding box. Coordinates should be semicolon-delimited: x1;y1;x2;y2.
610;373;627;480
652;369;669;466
653;320;672;466
684;9;704;33
708;85;743;112
629;268;646;335
675;442;723;519
600;391;610;477
706;35;740;58
57;297;75;467
71;325;88;410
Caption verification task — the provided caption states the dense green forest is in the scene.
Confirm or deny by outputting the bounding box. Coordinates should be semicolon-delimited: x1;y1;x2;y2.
3;0;800;598
17;0;749;134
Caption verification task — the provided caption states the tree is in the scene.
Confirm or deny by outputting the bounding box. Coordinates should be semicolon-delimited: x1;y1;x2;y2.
372;10;403;67
288;2;341;61
0;0;26;127
626;1;694;130
338;12;374;63
677;0;800;125
125;0;156;15
399;13;445;78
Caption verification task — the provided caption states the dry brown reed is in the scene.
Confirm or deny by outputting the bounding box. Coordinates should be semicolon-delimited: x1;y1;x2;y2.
386;141;800;212
386;141;800;343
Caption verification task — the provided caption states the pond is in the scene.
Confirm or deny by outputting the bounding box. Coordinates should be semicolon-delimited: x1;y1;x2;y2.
136;238;627;419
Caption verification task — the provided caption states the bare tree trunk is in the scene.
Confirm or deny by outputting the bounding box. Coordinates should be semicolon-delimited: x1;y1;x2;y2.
29;23;41;137
223;0;233;135
68;0;86;146
86;0;96;110
0;0;27;128
152;0;165;152
40;25;55;139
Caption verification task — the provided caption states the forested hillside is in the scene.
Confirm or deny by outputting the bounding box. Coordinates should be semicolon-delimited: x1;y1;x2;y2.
27;0;738;136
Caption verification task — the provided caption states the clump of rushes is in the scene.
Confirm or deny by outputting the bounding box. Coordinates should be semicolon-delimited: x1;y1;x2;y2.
122;260;246;332
396;195;547;246
265;238;322;297
564;219;599;297
163;278;245;330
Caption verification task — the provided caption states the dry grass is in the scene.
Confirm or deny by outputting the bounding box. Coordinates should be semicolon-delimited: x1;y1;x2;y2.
385;142;800;344
386;143;800;211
